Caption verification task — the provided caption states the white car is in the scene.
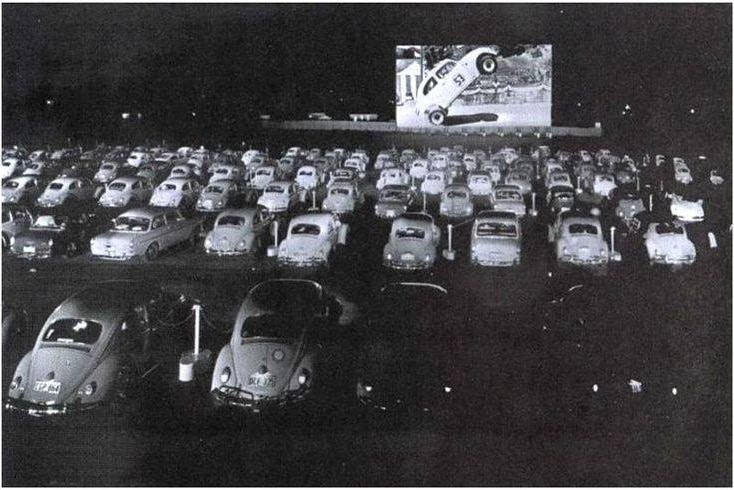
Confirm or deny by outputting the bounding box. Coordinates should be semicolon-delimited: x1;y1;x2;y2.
257;181;300;213
295;165;323;190
430;154;449;171
94;162;122;184
374;154;395;171
674;164;693;185
343;157;366;174
1;158;24;180
409;159;429;180
668;193;704;222
420;170;447;196
37;177;97;208
440;184;474;218
285;146;305;158
196;180;243;213
241;149;263;167
351;150;370;167
126;151;150;168
277;212;348;267
168;164;196;180
376;168;410;191
383;213;441;270
592;173;617;198
322;182;362;215
492;184;526;217
204;208;273;255
177;146;194;158
209;165;245;184
2;176;41;205
98;177;154;208
546;169;571;189
149;177;201;209
644;222;696;266
481;162;502;184
505;171;532;195
550;212;609;269
467;172;494;197
22;161;53;179
250;166;279;190
415;46;500;125
471;211;522;267
277;157;297;176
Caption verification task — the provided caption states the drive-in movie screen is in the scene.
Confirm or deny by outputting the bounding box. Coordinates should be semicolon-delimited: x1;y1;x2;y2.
396;44;552;129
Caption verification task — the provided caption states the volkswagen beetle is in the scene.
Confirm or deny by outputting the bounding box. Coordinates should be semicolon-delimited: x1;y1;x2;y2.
383;213;441;270
204;208;272;255
643;221;696;266
470;211;522;267
374;185;415;219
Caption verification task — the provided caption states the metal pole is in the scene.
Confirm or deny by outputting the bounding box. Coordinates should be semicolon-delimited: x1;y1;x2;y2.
576;176;582;191
273;219;279;245
610;226;616;256
312;189;317;209
531;192;537;214
192;304;201;356
448;224;453;252
422;192;427;213
636;175;640;192
648;193;653;212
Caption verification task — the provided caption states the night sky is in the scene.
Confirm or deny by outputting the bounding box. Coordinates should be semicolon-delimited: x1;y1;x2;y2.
2;4;731;147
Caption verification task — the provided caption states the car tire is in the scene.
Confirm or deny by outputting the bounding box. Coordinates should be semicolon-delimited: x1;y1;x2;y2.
428;109;446;126
476;53;497;75
145;242;160;261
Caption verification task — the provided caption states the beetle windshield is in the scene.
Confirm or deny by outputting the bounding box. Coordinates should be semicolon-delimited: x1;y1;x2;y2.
446;190;468;199
330;188;350;196
108;182;127;191
291;223;321;236
205;185;224;194
471;176;489;184
159;183;178;191
32;215;66;229
568;223;598;235
114;216;150;232
48;182;64;190
42;319;103;346
215;168;230;175
265;185;285;193
241;315;305;340
217;215;246;227
656;223;684;235
380;190;408;201
476;222;517;237
496;190;521;201
396;227;426;240
256;168;272;176
3;181;19;189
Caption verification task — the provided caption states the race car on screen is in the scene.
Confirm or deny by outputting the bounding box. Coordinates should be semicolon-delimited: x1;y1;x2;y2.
415;46;500;125
5;281;191;416
210;279;345;410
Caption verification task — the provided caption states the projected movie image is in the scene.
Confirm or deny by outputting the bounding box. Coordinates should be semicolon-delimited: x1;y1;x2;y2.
396;45;552;129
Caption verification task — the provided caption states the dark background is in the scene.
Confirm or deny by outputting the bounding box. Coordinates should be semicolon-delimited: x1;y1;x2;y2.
2;3;732;149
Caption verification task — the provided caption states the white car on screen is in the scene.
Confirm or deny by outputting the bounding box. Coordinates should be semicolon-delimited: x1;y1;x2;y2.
468;172;493;197
415;47;500;125
322;182;362;215
250;166;279;190
491;184;526;217
277;212;348;267
668;193;704;223
98;177;154;208
644;221;696;266
257;181;299;213
149;177;201;209
420;170;447;196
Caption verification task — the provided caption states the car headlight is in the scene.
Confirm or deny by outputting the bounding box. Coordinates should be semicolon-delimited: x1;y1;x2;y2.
47;239;54;247
9;376;22;391
364;384;373;393
236;240;247;250
82;381;97;396
9;236;15;246
220;367;231;384
600;249;607;257
169;198;178;206
297;369;310;385
204;237;212;248
386;252;393;260
215;201;224;208
424;254;432;262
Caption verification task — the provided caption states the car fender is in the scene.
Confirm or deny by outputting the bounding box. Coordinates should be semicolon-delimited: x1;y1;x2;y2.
7;351;33;397
212;345;236;391
76;354;122;403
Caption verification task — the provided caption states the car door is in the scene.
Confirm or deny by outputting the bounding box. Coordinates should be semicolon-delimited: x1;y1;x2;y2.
164;211;186;245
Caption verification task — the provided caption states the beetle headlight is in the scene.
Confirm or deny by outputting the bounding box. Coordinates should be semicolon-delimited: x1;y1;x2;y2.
47;238;54;247
9;236;15;246
220;367;231;384
83;382;97;396
364;384;373;393
9;376;22;391
424;254;431;262
297;369;310;385
204;237;213;248
386;252;393;260
236;240;247;250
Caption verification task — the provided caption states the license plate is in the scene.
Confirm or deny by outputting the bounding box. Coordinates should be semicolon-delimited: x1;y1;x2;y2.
401;253;414;261
23;246;35;254
247;373;276;388
205;200;213;209
386;210;395;217
34;380;61;394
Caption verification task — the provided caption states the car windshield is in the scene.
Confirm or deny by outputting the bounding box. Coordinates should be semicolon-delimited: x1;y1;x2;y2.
42;319;103;346
396;227;426;240
159;183;178;191
256;169;272;176
32;215;65;229
427;174;441;181
265;185;285;193
48;182;64;190
568;223;598;235
299;170;314;176
471;176;489;183
215;168;230;174
291;223;321;235
114;216;150;232
447;190;468;199
598;175;614;182
108;182;127;191
2;161;12;167
656;223;684;235
3;181;19;189
477;222;517;237
217;215;246;227
27;163;41;170
241;315;305;340
330;188;350;196
205;185;224;194
381;190;407;201
496;190;521;200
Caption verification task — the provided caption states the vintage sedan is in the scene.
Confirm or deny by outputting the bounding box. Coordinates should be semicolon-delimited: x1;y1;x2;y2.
196;180;243;213
492;184;526;217
257;181;300;214
209;164;245;184
98;177;154;209
204;208;272;255
295;165;323;190
470;211;522;267
440;184;474;218
321;182;362;215
356;282;462;413
2;176;41;205
505;171;532;195
374;185;415;219
37;177;98;208
376;168;410;191
420;170;447;196
2;205;34;248
167;164;196;180
210;279;345;409
547;184;576;214
467;172;493;197
409;159;430;180
9;209;96;259
550;212;609;270
592;173;617;198
149;177;201;210
249;165;279;190
644;222;696;266
668;193;705;223
94;162;122;184
90;207;202;261
415;46;499;125
277;212;348;267
383;213;441;270
5;281;190;416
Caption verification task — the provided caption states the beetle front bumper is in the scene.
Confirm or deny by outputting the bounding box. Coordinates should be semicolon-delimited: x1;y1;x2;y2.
210;385;309;410
4;397;100;417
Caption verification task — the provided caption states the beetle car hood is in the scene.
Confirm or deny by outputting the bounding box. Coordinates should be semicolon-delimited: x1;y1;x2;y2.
258;193;288;207
24;347;94;404
647;234;694;254
281;235;325;254
390;238;433;256
473;236;519;254
208;227;248;246
563;234;605;251
150;189;182;204
232;339;304;396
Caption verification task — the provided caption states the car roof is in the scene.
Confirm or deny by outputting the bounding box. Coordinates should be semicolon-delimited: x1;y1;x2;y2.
289;213;333;227
476;210;518;221
161;177;194;185
216;207;258;219
110;176;142;184
119;207;174;219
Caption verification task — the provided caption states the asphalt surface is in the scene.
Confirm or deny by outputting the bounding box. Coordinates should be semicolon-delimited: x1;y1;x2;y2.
2;150;731;486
